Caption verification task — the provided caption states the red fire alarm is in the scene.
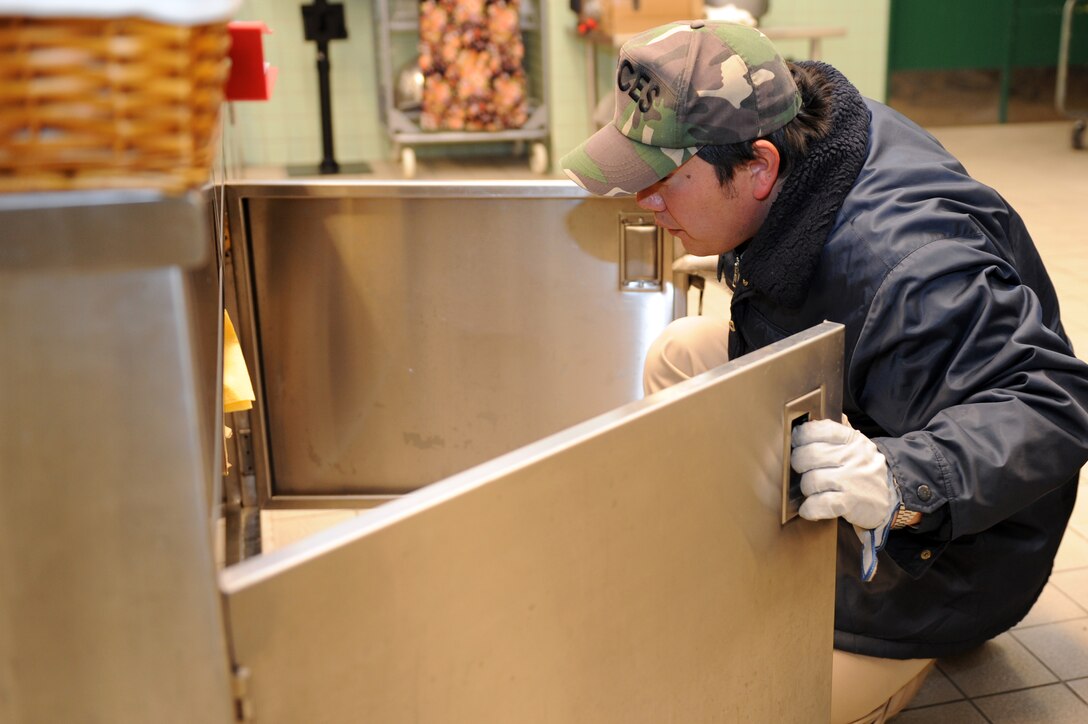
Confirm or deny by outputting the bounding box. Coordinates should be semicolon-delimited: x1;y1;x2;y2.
225;21;278;101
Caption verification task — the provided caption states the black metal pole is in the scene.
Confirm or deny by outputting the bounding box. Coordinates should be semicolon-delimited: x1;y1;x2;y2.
316;39;338;174
302;0;348;175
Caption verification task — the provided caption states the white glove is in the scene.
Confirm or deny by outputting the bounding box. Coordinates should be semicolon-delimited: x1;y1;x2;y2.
791;419;901;582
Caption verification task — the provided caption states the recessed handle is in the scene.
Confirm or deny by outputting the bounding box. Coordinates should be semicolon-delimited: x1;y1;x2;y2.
782;388;825;525
618;212;663;291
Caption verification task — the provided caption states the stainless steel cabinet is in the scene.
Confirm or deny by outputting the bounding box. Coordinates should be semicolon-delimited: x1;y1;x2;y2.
3;183;844;722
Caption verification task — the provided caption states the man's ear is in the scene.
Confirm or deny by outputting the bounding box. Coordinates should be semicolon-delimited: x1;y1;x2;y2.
748;140;781;201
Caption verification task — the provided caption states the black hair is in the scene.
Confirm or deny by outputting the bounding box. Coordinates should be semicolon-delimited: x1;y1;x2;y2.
695;63;833;185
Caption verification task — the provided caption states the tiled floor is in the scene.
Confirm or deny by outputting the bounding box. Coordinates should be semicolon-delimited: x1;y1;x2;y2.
253;120;1088;722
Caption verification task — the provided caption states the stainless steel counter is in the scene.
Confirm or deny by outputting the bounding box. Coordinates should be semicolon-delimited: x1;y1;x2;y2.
0;190;233;723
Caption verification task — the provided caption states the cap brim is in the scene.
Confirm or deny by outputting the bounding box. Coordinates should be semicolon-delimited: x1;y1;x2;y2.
560;122;700;197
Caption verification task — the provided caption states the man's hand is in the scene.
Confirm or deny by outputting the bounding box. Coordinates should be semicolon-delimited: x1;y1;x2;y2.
791;419;901;581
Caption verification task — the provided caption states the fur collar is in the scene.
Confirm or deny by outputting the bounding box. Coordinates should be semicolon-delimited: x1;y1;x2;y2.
718;62;871;309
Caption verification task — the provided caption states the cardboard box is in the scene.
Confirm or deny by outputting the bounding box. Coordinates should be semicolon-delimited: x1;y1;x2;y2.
597;0;705;39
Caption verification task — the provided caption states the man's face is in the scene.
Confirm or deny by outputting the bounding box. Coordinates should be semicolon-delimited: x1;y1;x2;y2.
635;155;771;257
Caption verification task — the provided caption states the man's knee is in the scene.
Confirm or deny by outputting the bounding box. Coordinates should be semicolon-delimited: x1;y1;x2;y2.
643;316;730;396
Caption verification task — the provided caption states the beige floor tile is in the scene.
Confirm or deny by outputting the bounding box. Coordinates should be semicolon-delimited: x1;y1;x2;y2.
1014;583;1088;629
938;632;1058;698
1068;523;1088;547
902;667;964;709
1051;568;1088;611
1067;676;1088;704
1069;488;1088;534
1054;528;1088;572
972;683;1088;723
1012;620;1088;681
260;509;362;553
891;700;987;723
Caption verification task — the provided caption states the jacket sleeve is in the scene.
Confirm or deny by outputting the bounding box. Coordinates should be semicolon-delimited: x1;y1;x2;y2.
852;238;1088;576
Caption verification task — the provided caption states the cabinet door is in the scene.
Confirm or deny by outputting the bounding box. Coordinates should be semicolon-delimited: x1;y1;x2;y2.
229;182;681;502
220;323;843;723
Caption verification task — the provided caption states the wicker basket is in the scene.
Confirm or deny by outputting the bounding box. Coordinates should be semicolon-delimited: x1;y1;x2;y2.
0;16;231;193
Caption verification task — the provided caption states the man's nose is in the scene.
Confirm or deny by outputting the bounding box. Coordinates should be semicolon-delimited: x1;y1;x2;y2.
636;188;664;211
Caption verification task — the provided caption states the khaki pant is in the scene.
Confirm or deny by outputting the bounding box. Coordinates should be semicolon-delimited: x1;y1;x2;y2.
833;651;934;723
645;317;935;722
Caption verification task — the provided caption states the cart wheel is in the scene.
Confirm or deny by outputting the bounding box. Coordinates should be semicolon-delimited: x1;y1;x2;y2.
400;147;417;177
529;142;549;174
1073;120;1086;150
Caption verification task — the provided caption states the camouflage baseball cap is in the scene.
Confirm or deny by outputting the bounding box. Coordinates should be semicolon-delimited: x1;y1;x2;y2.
561;21;801;196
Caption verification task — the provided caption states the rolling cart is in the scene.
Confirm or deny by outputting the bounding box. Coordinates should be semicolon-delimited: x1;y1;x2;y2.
372;0;550;176
1057;0;1088;148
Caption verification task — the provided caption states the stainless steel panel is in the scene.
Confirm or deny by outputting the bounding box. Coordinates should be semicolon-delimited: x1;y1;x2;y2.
0;190;210;270
0;193;233;724
220;322;843;723
227;181;680;502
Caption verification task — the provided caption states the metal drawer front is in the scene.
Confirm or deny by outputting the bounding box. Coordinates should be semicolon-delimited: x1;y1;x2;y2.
220;322;843;723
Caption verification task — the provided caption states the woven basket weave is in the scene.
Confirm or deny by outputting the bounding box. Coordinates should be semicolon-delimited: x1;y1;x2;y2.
0;16;230;193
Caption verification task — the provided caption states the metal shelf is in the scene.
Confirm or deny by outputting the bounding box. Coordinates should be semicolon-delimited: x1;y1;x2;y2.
372;0;551;176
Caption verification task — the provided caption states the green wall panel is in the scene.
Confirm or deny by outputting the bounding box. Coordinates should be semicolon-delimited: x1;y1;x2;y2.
889;0;1087;71
889;0;1013;70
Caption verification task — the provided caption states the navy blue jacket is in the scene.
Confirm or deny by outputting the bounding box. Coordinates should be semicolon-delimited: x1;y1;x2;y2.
727;96;1088;659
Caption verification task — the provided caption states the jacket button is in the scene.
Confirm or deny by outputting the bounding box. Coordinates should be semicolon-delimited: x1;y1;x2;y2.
741;279;750;286
728;320;735;331
917;484;932;502
920;550;932;561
